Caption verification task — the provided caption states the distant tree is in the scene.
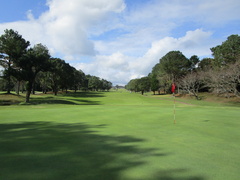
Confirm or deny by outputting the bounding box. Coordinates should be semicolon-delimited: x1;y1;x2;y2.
198;58;214;71
49;58;61;95
88;76;101;91
59;63;75;93
138;76;150;95
126;79;139;92
73;69;85;93
48;58;81;95
102;79;112;91
36;71;51;94
189;55;200;71
150;74;159;95
0;29;30;93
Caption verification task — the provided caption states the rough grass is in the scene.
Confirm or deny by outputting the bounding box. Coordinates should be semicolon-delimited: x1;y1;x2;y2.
0;90;239;180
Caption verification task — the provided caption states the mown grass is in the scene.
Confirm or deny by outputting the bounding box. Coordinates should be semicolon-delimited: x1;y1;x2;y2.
0;90;239;180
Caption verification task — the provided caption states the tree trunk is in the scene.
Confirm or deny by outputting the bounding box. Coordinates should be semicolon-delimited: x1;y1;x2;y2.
191;90;199;100
16;81;20;95
32;81;35;94
53;86;58;96
25;81;33;103
6;76;11;94
6;62;11;94
21;82;24;93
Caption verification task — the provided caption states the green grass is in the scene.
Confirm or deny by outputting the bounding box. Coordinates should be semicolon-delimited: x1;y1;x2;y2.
0;91;239;180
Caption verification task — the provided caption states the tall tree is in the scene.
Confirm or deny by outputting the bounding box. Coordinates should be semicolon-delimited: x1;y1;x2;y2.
211;34;240;68
17;44;50;102
159;51;190;82
0;29;30;93
151;63;171;93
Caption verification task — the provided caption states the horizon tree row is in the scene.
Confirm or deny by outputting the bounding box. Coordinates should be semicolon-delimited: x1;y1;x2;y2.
126;34;240;98
0;29;112;102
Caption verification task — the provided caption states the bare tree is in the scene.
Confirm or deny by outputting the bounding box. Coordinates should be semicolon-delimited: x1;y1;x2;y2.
202;61;240;98
224;61;240;97
179;71;203;99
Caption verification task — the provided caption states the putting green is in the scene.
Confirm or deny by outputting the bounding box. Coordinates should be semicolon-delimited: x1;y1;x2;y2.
0;91;239;180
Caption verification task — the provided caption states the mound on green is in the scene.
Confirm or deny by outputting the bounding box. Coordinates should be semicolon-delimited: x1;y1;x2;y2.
0;91;239;180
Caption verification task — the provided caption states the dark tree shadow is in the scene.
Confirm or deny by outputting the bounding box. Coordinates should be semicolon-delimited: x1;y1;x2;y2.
0;93;24;105
154;169;205;180
0;92;105;105
0;122;157;180
26;92;105;105
62;92;106;98
28;97;101;105
0;122;206;180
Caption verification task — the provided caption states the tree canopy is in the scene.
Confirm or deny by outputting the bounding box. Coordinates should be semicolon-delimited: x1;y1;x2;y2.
0;29;30;93
211;34;240;67
0;29;113;102
126;34;240;98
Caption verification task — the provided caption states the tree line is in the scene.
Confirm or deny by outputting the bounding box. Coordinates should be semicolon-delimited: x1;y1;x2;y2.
126;34;240;99
0;29;112;102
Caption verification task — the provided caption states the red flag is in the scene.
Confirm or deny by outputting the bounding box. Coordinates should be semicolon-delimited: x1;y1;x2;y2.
171;83;176;93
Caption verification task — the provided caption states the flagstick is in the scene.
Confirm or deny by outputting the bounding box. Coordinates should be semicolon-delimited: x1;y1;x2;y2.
173;93;176;124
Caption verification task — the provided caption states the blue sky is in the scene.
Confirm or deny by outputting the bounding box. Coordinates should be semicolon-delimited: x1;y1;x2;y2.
0;0;240;85
0;0;48;22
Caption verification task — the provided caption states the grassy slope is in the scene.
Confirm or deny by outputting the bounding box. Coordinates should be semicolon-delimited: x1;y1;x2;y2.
0;91;239;180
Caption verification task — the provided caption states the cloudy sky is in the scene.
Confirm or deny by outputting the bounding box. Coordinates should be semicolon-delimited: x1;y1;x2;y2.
1;0;240;85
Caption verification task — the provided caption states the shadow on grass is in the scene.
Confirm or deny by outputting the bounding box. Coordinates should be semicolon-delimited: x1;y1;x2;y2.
62;91;106;98
0;122;205;180
154;169;205;180
0;122;151;180
28;96;101;105
0;92;105;106
24;92;105;105
0;93;24;105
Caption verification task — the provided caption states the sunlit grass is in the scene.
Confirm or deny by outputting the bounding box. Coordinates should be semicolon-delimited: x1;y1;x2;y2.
0;90;239;180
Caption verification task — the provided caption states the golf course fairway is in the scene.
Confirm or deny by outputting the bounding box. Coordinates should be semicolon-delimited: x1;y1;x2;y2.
0;91;239;180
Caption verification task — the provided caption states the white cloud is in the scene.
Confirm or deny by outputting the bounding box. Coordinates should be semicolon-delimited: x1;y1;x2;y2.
144;29;214;59
0;0;126;56
26;10;35;21
74;52;134;85
75;29;215;85
196;0;240;24
93;0;240;58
